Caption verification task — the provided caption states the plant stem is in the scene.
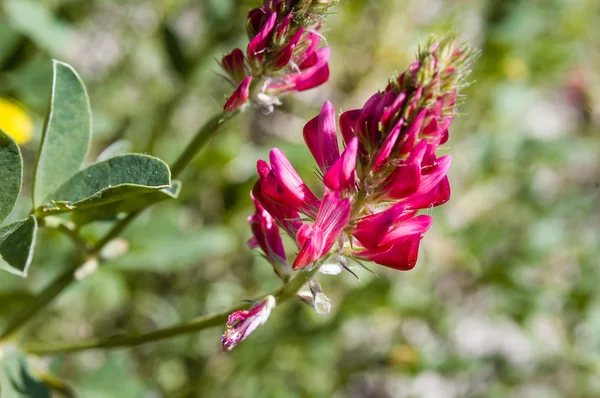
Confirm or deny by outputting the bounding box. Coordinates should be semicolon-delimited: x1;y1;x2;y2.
0;110;238;342
170;111;238;178
22;266;319;355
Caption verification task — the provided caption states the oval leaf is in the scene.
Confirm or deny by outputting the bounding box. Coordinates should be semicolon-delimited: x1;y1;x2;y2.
0;216;37;277
33;60;92;207
72;180;181;225
0;129;22;224
38;154;171;215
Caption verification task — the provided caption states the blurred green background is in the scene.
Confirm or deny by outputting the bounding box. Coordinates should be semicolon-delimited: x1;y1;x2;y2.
1;0;600;396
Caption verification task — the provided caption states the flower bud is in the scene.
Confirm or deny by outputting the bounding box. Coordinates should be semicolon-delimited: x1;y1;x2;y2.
222;1;338;112
222;296;276;351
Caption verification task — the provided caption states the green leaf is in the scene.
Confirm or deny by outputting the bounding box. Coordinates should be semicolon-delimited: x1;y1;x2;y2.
0;216;37;278
0;129;23;224
33;60;92;207
96;140;132;163
72;180;181;225
0;349;49;398
37;154;171;215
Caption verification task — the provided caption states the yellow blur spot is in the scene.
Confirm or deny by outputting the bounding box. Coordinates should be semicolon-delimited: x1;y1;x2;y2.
0;98;33;144
389;344;419;365
502;56;529;81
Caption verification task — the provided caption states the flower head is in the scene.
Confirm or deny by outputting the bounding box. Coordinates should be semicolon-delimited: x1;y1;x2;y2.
249;34;476;273
222;296;276;351
221;1;337;111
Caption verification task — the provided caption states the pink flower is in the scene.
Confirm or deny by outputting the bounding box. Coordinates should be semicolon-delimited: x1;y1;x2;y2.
323;137;358;192
248;194;289;280
255;149;321;216
303;100;340;173
224;76;252;112
221;2;335;111
303;101;357;192
294;191;351;269
221;48;247;83
222;296;276;351
352;215;433;270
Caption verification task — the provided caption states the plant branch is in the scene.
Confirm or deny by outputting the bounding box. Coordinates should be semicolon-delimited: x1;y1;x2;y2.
0;110;238;342
22;266;319;355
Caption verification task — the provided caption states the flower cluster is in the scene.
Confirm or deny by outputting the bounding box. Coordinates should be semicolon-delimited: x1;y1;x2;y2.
222;36;477;350
221;0;336;112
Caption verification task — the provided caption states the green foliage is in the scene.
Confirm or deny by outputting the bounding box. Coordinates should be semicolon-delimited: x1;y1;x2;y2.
33;60;91;208
0;350;49;398
37;154;171;215
0;216;37;277
0;129;22;224
72;180;181;226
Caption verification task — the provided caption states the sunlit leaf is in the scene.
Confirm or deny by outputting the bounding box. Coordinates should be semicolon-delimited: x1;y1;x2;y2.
0;129;22;224
37;154;171;217
33;60;91;207
72;180;181;225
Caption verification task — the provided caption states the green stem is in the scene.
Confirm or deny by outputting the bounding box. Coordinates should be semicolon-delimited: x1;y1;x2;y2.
170;111;238;178
0;110;238;342
23;266;319;355
42;217;90;254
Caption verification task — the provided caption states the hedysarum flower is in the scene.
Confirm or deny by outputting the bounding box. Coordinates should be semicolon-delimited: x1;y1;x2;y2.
220;1;336;111
248;194;290;280
250;34;476;273
222;296;276;351
227;34;477;350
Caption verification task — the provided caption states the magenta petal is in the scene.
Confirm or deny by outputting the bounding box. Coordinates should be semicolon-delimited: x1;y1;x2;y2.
318;101;340;169
381;91;407;127
353;202;408;249
273;27;304;68
252;177;302;237
303;115;323;166
296;223;313;248
293;227;324;269
224;76;252;112
268;47;331;93
379;215;433;244
313;191;351;252
293;191;351;269
405;177;451;210
372;120;402;172
269;148;321;213
413;155;452;197
222;296;276;351
383;140;427;199
354;233;422;271
323;137;358;192
303;101;340;173
248;236;259;249
398;108;427;155
339;109;361;145
247;12;277;62
222;48;246;81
